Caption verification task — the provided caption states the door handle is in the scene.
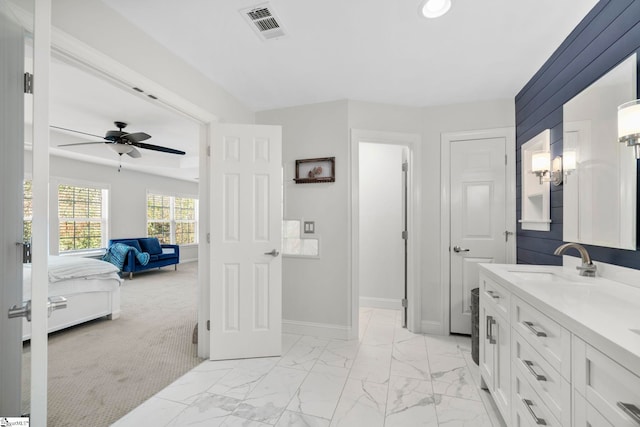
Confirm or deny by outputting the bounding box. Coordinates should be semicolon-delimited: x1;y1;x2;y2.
453;246;470;253
264;249;280;257
7;296;68;322
48;296;68;317
8;300;32;321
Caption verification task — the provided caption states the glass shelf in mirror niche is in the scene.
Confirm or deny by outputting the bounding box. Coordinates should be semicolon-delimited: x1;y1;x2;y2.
562;53;637;250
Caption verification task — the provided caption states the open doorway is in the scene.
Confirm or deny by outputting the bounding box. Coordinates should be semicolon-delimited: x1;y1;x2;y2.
358;142;408;323
17;30;208;425
350;129;422;338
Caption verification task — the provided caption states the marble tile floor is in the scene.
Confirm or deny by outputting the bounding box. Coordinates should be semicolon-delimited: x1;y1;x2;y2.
112;308;506;427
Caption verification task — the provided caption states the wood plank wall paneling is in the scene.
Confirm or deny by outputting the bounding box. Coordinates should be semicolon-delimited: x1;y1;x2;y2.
515;0;640;268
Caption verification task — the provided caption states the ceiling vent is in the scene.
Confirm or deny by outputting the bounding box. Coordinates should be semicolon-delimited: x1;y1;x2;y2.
241;3;286;41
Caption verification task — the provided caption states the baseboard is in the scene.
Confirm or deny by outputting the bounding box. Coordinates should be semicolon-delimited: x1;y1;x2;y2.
421;320;444;335
282;319;351;340
180;258;198;264
359;296;402;310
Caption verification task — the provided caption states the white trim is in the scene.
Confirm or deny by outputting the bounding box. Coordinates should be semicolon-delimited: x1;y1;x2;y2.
359;297;403;310
440;127;516;335
349;129;422;339
282;319;351;340
180;258;198;264
421;320;443;335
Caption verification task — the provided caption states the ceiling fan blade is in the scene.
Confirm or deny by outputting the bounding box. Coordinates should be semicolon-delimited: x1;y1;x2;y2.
123;132;151;143
132;141;185;155
50;125;105;140
57;141;107;147
126;146;142;158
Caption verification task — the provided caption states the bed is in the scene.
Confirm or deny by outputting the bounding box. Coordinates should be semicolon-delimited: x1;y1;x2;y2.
22;256;123;340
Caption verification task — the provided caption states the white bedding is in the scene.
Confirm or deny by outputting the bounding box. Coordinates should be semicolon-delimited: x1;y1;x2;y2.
23;256;122;299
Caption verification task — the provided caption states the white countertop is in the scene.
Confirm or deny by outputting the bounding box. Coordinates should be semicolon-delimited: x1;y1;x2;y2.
479;262;640;376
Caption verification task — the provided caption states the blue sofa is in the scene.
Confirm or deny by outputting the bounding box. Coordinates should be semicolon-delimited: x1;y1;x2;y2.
108;237;180;279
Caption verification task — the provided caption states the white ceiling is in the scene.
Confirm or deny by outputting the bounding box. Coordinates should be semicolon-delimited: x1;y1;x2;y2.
45;0;598;181
101;0;598;111
46;55;200;181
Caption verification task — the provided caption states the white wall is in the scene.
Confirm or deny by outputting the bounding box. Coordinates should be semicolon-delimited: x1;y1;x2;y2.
258;101;350;328
11;0;255;124
259;98;514;335
359;143;404;306
24;151;200;261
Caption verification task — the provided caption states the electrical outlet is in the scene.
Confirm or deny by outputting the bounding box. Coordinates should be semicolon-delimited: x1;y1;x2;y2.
303;221;315;234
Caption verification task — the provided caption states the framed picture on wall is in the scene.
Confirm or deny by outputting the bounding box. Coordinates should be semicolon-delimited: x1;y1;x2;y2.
294;157;335;183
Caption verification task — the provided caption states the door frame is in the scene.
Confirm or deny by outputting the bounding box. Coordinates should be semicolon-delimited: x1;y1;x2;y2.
349;129;422;337
440;128;516;335
10;1;218;366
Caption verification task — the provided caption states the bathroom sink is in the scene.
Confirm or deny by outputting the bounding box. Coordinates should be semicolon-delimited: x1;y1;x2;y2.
508;271;566;282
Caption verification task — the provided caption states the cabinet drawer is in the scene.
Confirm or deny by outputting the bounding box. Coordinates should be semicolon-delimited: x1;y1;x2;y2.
573;336;640;427
574;392;614;427
512;330;570;425
512;296;571;380
512;368;562;427
480;274;510;319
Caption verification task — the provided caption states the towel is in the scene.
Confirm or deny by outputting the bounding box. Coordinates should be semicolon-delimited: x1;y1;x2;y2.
102;242;150;270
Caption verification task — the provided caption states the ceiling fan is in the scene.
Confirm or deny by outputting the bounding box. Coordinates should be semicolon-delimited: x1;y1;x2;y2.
51;121;186;160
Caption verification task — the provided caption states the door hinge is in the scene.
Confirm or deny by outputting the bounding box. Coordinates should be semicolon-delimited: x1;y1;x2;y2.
505;154;508;165
206;233;210;243
402;162;408;172
401;230;408;240
206;320;210;331
24;72;33;94
401;298;408;308
207;145;211;157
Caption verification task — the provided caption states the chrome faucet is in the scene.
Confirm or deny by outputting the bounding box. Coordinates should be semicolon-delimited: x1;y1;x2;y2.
553;243;597;277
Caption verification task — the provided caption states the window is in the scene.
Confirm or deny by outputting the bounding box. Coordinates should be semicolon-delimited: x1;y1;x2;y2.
58;184;108;252
147;193;198;245
23;180;32;242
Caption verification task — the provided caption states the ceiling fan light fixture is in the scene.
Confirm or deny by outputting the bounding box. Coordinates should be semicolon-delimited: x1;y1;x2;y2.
420;0;451;18
110;144;134;155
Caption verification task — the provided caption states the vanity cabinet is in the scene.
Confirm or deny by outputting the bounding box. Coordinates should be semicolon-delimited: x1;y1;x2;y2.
479;264;640;427
479;275;511;421
573;336;640;427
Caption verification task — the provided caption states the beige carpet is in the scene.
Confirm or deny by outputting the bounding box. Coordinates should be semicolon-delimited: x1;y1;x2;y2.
22;262;202;427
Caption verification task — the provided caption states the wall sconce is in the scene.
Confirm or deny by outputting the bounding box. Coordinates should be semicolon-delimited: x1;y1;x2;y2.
563;150;576;178
618;99;640;158
531;152;563;186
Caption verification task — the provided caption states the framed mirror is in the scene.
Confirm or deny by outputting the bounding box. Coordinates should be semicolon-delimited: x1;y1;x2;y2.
563;53;637;249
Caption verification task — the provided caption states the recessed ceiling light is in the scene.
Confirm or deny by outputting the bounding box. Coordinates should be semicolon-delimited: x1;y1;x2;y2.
420;0;451;18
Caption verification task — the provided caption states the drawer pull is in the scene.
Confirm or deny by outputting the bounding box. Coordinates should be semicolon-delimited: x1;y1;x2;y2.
486;315;496;344
523;398;547;425
523;360;547;381
486;290;500;299
523;321;547;337
617;402;640;425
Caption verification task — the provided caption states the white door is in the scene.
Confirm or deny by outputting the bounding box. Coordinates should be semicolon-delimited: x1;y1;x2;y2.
450;137;508;334
209;123;282;360
0;3;27;416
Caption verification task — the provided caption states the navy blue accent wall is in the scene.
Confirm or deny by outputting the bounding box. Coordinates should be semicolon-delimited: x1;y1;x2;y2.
515;0;640;268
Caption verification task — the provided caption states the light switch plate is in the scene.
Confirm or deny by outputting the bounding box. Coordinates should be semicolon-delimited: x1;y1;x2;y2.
303;221;315;234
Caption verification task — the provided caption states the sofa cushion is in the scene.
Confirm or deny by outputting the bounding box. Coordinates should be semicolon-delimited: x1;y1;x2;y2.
157;253;177;261
148;254;160;262
115;239;142;253
138;238;163;255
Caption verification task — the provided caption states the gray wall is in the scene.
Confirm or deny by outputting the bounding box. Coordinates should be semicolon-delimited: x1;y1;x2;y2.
24;151;199;261
258;98;515;333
